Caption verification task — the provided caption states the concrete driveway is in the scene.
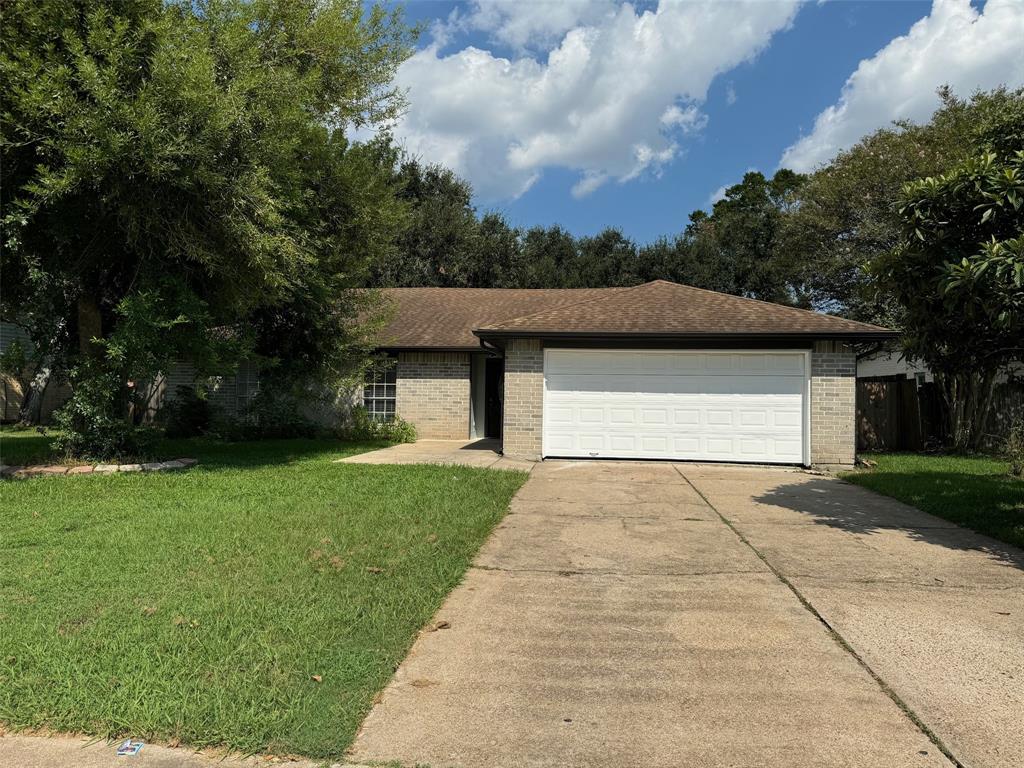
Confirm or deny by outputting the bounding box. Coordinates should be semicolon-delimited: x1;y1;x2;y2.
350;461;1024;768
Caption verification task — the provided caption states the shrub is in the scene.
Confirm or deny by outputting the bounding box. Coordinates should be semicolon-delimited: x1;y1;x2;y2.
52;371;159;460
238;387;319;439
160;386;212;438
339;405;416;443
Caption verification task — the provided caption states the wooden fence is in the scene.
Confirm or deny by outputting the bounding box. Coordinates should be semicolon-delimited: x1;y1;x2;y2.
857;377;1023;451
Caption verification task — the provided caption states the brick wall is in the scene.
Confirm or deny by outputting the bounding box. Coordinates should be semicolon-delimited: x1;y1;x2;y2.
396;352;470;439
502;339;543;460
811;340;857;466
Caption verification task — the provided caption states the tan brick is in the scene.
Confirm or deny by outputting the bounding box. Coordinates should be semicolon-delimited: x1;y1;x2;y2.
810;341;856;466
502;339;543;460
396;352;470;439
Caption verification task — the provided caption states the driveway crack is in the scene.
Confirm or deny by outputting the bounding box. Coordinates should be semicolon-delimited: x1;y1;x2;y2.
674;464;966;768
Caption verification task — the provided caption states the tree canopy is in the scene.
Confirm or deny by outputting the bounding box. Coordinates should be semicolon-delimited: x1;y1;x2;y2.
1;0;414;452
875;148;1024;449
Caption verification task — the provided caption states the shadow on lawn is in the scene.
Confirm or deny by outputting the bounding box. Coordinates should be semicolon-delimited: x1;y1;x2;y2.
754;475;1024;571
0;433;389;472
159;437;390;470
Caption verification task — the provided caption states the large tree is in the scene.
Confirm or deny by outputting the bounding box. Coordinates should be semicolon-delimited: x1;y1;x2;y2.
874;149;1024;450
673;170;809;304
1;0;413;450
370;159;478;287
784;87;1024;325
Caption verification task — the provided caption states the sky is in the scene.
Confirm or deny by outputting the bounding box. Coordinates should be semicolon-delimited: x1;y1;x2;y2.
373;0;1024;243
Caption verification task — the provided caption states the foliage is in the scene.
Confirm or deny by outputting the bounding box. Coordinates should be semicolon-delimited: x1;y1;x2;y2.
1;0;414;455
160;386;212;439
686;170;808;304
0;438;526;757
785;87;1024;325
369;160;809;303
234;387;319;440
875;149;1024;450
340;405;416;443
51;359;159;459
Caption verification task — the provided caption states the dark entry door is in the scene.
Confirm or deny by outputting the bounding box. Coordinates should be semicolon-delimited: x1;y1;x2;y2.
484;357;504;439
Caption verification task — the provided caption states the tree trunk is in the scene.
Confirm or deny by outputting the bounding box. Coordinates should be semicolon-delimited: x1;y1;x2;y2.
968;373;998;452
18;366;51;425
939;370;1000;452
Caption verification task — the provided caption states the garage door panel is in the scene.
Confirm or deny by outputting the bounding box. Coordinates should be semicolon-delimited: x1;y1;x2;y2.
545;374;803;397
543;350;806;464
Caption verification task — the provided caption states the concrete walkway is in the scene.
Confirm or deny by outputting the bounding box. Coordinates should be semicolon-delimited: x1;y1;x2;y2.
0;734;324;768
350;461;1024;768
336;439;535;472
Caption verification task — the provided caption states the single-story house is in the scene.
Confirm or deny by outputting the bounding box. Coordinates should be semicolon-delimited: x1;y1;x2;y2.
373;280;896;466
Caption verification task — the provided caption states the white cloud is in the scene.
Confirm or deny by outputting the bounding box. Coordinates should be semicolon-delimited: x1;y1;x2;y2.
660;104;708;133
706;184;729;208
571;171;610;198
781;0;1024;172
725;83;737;106
388;1;800;200
454;0;618;51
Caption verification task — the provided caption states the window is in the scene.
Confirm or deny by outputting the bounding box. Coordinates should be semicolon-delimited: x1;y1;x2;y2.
363;364;396;421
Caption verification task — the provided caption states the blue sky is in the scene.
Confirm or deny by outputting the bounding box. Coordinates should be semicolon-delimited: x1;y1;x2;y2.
378;0;1022;243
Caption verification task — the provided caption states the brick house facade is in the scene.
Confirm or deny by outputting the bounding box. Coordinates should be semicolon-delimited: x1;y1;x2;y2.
372;282;894;467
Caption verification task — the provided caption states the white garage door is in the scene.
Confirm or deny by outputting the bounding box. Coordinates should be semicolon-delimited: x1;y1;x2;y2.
543;349;808;464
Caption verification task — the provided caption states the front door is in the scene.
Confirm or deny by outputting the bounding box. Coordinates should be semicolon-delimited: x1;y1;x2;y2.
484;357;504;439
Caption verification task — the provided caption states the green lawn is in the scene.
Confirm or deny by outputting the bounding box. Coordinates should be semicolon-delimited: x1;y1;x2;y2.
843;453;1024;549
0;426;57;466
0;437;527;758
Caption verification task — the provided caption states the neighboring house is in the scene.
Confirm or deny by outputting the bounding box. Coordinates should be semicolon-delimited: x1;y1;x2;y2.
1;321;259;424
374;280;895;466
0;321;72;422
858;350;933;384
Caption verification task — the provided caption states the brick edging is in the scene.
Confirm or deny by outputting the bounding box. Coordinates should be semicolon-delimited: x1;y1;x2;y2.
0;458;198;480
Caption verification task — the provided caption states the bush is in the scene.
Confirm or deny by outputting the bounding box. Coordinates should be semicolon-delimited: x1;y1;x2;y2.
239;388;319;439
53;373;159;460
160;386;212;438
339;406;416;443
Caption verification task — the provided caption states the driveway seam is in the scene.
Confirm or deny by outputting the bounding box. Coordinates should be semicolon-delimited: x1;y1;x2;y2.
674;464;966;768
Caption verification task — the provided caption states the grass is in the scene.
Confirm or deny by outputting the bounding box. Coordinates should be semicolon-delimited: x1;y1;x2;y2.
0;426;57;466
0;437;527;758
843;452;1024;549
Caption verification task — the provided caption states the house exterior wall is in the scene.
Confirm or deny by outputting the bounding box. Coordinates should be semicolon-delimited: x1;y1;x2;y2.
501;338;544;460
810;341;857;466
396;351;470;439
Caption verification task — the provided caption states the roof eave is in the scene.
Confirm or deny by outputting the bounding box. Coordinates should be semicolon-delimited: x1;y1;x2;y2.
375;344;484;353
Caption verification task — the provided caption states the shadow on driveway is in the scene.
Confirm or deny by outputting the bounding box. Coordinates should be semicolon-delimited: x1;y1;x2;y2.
753;476;1024;573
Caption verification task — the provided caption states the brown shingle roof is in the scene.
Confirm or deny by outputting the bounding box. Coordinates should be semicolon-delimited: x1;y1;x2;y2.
376;287;621;349
375;281;895;350
478;281;894;338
